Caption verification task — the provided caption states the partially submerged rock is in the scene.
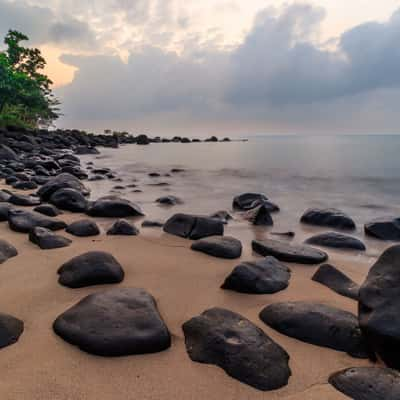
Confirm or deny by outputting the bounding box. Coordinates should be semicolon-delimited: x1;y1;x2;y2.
364;217;400;240
222;257;291;294
8;209;67;233
232;192;270;211
87;196;144;218
156;195;183;206
163;213;224;240
66;219;100;237
252;239;328;264
141;219;164;228
300;208;356;230
209;210;232;224
107;219;139;236
312;264;359;300
305;231;366;251
260;301;368;358
191;236;242;259
244;204;273;226
0;239;18;264
329;367;400;400
29;227;71;250
53;288;171;356
0;313;24;349
182;308;291;391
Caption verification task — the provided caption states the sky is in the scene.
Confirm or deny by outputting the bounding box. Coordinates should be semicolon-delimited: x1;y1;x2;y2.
1;0;400;136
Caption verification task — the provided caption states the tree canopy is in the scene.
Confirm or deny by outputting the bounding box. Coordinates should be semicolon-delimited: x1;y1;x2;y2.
0;30;60;128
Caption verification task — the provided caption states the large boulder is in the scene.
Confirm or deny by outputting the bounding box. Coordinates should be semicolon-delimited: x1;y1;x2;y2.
329;367;400;400
107;219;139;236
300;208;356;230
0;239;18;264
29;227;71;250
33;204;62;217
182;308;291;391
364;217;400;240
66;219;100;237
87;196;144;218
232;193;269;211
53;288;171;356
8;209;67;233
49;188;88;212
244;204;273;226
221;257;291;294
191;236;242;259
359;245;400;369
163;213;224;240
37;173;90;201
0;145;19;161
8;193;41;207
252;239;328;264
305;232;366;251
0;313;24;349
57;251;124;288
260;301;368;358
312;264;359;300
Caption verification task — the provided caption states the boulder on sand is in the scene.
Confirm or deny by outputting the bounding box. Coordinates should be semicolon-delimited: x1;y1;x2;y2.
8;209;66;233
300;208;356;230
0;239;18;264
66;219;100;237
34;204;62;217
364;216;400;240
107;219;139;236
233;193;279;211
182;307;291;391
244;204;273;226
53;288;171;356
29;227;71;250
191;236;242;259
49;188;88;212
8;193;41;207
0;312;24;349
37;173;90;200
305;232;366;251
87;196;144;218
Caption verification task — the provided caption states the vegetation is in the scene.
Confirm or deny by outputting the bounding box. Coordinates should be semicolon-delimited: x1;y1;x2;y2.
0;30;60;128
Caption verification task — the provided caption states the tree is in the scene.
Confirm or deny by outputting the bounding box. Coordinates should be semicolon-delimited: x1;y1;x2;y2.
0;30;60;128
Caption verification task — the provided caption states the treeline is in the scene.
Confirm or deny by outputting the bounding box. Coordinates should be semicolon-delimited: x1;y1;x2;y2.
0;30;59;128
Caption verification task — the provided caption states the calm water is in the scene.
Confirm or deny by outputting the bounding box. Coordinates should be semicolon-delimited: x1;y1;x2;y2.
80;135;400;261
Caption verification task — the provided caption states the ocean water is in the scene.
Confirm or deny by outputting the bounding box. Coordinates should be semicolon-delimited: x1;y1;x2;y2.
80;135;400;262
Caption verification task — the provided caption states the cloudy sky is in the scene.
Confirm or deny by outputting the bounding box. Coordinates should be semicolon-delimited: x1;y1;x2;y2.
1;0;400;136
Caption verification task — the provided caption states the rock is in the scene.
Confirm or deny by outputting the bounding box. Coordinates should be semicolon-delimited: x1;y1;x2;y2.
0;145;19;161
244;204;273;226
271;231;295;238
12;180;38;190
209;210;232;224
305;232;366;251
8;209;66;233
191;236;242;259
0;239;18;263
136;134;150;145
141;220;164;228
364;217;400;240
221;257;291;294
0;190;11;202
312;264;359;300
34;204;62;217
0;203;13;222
260;301;368;358
329;367;400;400
156;195;183;206
252;239;328;264
0;313;24;349
57;251;124;288
182;308;291;391
66;219;100;237
5;176;18;185
53;288;171;355
163;213;224;240
148;172;161;177
300;208;356;230
232;193;269;211
49;188;88;212
87;196;144;218
171;168;185;173
8;193;41;206
107;219;139;236
38;173;90;201
29;227;71;250
74;145;99;155
359;245;400;369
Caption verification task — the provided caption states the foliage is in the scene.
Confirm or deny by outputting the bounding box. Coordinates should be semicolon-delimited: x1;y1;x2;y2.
0;30;60;128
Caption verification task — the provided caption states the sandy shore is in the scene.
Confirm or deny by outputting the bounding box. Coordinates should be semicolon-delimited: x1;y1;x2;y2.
0;182;383;400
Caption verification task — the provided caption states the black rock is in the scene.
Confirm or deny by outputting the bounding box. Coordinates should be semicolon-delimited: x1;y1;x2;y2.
57;251;124;288
141;220;164;228
252;239;328;264
0;190;11;202
0;145;19;161
260;301;368;358
53;288;171;355
305;232;366;251
163;213;224;240
8;193;41;206
38;173;90;201
300;208;356;230
232;193;269;211
359;245;400;369
148;172;161;177
209;210;232;224
8;209;67;233
222;257;291;294
49;188;88;212
12;180;38;190
66;219;100;237
136;134;150;145
34;204;62;217
182;308;291;391
0;313;24;349
0;203;13;221
329;367;400;400
312;264;359;300
271;231;295;238
0;239;18;264
107;219;139;236
156;195;183;206
29;227;71;250
74;145;100;155
191;236;242;259
244;204;273;226
5;175;18;185
87;196;144;218
364;217;400;240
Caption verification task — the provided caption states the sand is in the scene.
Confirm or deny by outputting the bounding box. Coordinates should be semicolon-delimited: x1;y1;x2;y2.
0;185;383;400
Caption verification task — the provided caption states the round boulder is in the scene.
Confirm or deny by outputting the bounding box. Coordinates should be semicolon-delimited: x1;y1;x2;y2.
66;219;100;237
191;236;242;259
107;219;139;236
49;188;88;212
87;196;144;218
29;227;71;250
300;208;356;230
305;232;366;251
0;313;24;349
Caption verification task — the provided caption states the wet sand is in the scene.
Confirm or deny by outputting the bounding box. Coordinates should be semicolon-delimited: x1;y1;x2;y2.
0;183;384;399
